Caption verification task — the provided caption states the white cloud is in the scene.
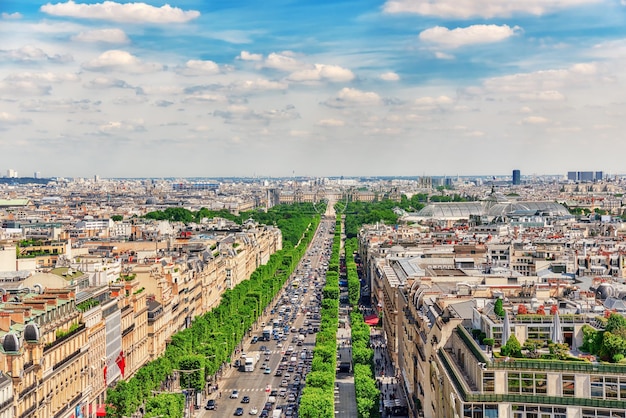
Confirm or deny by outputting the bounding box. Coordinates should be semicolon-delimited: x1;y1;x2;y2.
19;98;100;112
5;72;79;83
467;62;602;100
1;12;22;20
379;72;400;81
239;51;263;61
518;90;565;101
84;77;132;89
317;119;345;127
214;105;300;125
263;52;305;72
419;25;520;49
82;50;162;73
178;60;220;76
41;1;200;24
72;28;129;43
0;81;51;96
324;88;382;108
383;0;600;19
433;51;454;60
1;45;73;63
414;95;454;106
522;115;550;124
98;119;145;134
288;64;354;83
0;112;31;125
233;79;288;91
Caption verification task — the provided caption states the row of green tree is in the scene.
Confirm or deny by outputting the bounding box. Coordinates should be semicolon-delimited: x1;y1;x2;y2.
345;237;380;418
143;203;322;248
106;205;320;418
298;219;342;418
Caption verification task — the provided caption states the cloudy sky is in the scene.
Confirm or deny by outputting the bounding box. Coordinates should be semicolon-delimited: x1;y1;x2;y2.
1;0;625;178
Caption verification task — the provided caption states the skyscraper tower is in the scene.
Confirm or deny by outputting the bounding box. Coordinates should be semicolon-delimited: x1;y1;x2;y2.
512;169;521;185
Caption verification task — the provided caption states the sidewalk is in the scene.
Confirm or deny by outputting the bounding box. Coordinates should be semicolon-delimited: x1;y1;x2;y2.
370;328;408;418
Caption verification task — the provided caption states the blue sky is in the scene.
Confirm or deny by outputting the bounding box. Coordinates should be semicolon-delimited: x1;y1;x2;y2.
1;0;626;178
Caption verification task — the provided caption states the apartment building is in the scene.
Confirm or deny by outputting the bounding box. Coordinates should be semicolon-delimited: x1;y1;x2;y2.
0;288;90;418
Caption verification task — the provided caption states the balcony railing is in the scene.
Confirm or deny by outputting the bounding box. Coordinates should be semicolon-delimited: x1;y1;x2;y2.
19;382;36;398
0;396;13;412
53;392;82;418
19;403;36;418
43;323;86;353
456;325;626;374
456;325;490;363
122;323;135;337
489;359;626;374
52;349;81;371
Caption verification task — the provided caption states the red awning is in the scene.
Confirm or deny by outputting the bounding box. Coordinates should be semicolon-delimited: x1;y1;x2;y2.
364;314;379;326
96;405;107;417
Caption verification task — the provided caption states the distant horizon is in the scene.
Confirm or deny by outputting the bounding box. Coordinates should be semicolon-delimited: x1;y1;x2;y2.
0;173;621;181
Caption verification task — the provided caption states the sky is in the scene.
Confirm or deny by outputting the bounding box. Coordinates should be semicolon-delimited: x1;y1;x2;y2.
1;0;626;178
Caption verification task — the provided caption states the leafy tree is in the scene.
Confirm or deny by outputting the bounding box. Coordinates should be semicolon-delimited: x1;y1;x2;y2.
523;339;543;358
494;299;505;318
581;324;601;354
548;342;569;360
111;215;123;222
501;335;522;357
606;313;626;335
599;331;626;362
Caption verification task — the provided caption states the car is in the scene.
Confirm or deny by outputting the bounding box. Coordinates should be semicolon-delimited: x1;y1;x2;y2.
235;407;244;416
242;396;250;404
205;399;217;410
274;370;283;377
251;336;259;344
230;390;239;399
264;367;271;374
249;407;258;415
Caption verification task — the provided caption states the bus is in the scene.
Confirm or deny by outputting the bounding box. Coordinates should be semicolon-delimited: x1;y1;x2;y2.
262;326;272;341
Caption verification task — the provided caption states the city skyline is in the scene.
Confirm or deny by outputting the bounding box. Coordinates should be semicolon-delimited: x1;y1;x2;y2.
1;0;626;178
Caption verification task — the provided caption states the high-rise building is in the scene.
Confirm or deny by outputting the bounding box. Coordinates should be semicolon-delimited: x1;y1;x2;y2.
567;171;577;182
579;171;594;182
595;171;603;181
33;171;41;179
512;169;521;185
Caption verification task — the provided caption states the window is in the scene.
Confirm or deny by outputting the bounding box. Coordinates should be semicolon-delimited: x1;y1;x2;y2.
606;377;618;399
591;376;603;398
507;372;548;395
483;372;495;393
562;374;575;397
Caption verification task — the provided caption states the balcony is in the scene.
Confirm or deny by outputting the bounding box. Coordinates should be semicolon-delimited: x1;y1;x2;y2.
20;382;36;398
53;392;82;418
0;396;13;412
122;323;135;337
52;349;82;371
44;323;86;353
19;403;36;418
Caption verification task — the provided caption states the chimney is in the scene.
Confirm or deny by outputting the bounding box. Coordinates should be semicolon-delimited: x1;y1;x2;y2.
0;312;11;332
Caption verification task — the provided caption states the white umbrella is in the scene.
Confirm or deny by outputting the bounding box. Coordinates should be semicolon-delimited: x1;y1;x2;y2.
551;310;564;344
501;310;511;346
